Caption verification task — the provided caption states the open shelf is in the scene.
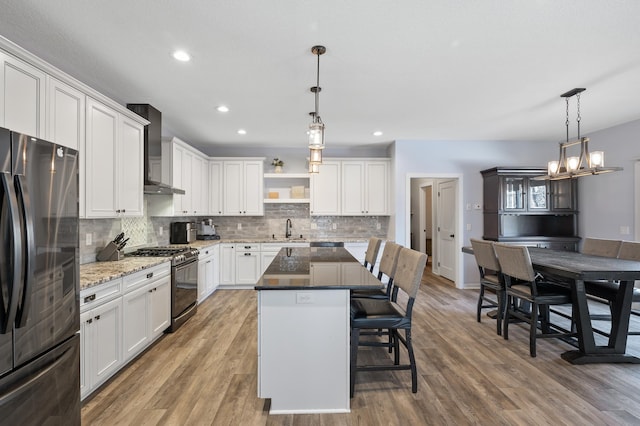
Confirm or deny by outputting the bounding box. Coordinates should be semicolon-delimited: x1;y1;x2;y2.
264;198;310;204
264;173;310;179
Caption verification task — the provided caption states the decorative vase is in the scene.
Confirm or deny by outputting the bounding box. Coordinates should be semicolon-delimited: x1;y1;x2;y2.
274;165;283;173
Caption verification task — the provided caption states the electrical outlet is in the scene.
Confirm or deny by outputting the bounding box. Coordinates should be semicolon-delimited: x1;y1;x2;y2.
158;226;163;236
332;223;337;230
473;203;481;210
237;223;242;230
310;223;317;230
620;225;630;235
466;223;472;231
85;233;92;246
466;203;471;210
376;223;381;230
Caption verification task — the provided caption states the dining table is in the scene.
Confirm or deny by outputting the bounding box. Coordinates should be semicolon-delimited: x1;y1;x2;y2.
254;246;383;414
464;244;640;364
526;247;640;364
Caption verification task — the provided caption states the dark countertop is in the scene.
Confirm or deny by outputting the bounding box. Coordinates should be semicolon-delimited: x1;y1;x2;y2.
255;247;384;290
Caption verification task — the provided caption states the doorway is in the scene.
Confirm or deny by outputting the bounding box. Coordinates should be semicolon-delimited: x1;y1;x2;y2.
407;174;462;287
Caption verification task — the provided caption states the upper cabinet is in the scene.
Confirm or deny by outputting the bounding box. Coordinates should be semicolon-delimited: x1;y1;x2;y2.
85;98;143;218
46;76;85;151
209;160;223;215
311;158;390;216
223;160;264;216
310;161;341;216
341;160;389;215
0;52;46;137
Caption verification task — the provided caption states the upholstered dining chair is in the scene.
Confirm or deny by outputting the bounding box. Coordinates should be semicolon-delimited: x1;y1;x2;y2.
584;240;640;336
350;247;427;396
581;237;622;258
470;238;505;335
363;237;382;273
494;243;575;357
352;241;402;300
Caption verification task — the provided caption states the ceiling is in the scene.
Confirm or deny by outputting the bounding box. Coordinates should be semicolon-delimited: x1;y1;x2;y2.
2;0;640;152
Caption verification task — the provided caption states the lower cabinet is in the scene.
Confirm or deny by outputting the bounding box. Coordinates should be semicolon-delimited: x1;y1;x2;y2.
198;244;218;302
220;243;236;285
80;261;171;400
80;296;122;400
236;243;261;285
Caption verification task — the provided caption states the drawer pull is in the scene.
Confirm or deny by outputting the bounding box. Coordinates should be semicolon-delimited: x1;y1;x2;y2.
244;246;251;249
86;318;93;324
244;253;251;256
84;294;96;303
95;315;101;321
147;272;154;279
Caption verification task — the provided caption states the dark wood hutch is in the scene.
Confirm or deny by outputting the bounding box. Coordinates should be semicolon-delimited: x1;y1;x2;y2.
481;167;580;251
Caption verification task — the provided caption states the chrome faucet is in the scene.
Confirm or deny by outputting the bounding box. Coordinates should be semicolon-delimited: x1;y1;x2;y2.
285;219;292;239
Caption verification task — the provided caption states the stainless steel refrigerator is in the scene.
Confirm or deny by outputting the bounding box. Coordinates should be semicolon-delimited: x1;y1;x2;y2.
0;127;80;425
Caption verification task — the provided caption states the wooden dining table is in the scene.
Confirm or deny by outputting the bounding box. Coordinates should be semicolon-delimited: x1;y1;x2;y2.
521;247;640;364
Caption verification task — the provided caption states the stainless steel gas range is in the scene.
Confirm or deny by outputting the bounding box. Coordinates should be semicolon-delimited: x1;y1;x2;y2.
128;246;199;332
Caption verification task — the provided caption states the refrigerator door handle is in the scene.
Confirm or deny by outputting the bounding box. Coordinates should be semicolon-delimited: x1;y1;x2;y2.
0;172;23;334
14;175;35;328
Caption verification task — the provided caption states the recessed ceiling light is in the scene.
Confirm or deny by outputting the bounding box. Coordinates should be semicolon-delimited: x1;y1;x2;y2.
237;129;247;135
373;131;383;136
172;50;191;62
217;105;229;113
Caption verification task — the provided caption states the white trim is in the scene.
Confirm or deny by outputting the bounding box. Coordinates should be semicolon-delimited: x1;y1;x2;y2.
635;161;640;242
405;172;464;289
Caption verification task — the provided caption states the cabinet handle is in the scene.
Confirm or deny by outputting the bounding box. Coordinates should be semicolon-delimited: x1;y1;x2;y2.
122;209;126;213
86;318;93;324
116;209;121;213
95;315;101;321
244;253;251;256
244;246;251;249
147;272;154;279
149;289;153;293
84;294;96;303
206;260;211;264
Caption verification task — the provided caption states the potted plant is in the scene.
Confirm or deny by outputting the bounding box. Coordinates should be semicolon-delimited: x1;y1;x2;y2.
271;158;284;173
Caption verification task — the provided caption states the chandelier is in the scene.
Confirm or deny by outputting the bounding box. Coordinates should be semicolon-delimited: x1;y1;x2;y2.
308;45;326;174
535;88;622;181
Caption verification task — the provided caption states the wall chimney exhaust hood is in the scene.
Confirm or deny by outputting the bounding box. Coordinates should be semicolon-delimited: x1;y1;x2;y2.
126;104;185;195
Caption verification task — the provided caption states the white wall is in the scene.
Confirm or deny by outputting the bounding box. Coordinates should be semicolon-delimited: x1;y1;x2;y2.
391;138;558;287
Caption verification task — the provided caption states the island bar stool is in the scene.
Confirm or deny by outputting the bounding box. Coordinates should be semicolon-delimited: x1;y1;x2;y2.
352;241;403;300
470;238;505;335
363;237;382;273
350;247;427;396
494;243;575;357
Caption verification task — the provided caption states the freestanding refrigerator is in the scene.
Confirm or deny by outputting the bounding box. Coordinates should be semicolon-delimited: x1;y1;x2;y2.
0;127;80;425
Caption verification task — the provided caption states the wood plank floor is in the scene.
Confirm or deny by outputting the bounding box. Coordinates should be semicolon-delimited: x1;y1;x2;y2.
82;267;640;425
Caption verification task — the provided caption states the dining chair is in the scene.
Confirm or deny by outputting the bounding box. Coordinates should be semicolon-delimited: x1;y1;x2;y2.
494;243;575;357
350;247;427;396
581;237;622;258
470;238;505;335
363;237;382;273
584;240;640;336
352;241;402;300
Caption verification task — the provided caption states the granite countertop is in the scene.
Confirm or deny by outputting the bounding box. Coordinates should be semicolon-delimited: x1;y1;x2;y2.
80;238;374;291
80;257;170;291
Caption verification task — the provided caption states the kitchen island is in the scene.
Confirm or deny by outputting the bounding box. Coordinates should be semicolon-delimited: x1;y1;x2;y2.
255;247;383;414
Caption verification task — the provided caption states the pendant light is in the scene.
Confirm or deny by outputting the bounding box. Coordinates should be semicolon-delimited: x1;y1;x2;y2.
535;88;622;181
308;45;326;173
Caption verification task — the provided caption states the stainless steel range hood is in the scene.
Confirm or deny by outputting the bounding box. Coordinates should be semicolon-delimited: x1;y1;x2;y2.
126;104;185;195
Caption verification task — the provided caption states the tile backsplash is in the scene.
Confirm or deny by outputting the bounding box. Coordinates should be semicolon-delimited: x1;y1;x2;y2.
80;202;389;264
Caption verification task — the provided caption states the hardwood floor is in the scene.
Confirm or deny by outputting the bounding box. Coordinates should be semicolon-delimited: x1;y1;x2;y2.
82;269;640;425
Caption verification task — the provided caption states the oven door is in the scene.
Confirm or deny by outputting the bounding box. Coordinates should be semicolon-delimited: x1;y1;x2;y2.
172;258;198;321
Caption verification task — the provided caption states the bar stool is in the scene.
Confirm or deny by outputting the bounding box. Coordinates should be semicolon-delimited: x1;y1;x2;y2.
363;237;382;273
350;247;427;396
352;241;402;300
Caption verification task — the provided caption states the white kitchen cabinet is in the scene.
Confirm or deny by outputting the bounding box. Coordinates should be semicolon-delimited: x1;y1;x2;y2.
261;252;277;275
310;160;341;215
219;243;236;286
46;76;85;150
191;154;208;215
122;263;171;361
223;160;264;216
0;52;46;137
80;296;123;400
209;160;223;215
198;244;217;302
236;243;262;285
341;160;389;215
85;97;144;218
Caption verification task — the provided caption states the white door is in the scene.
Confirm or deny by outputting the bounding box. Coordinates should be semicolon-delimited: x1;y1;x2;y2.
436;179;457;281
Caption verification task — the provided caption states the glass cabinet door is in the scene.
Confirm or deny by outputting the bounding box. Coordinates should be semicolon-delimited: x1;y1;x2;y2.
502;177;525;210
527;180;549;210
550;179;576;211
